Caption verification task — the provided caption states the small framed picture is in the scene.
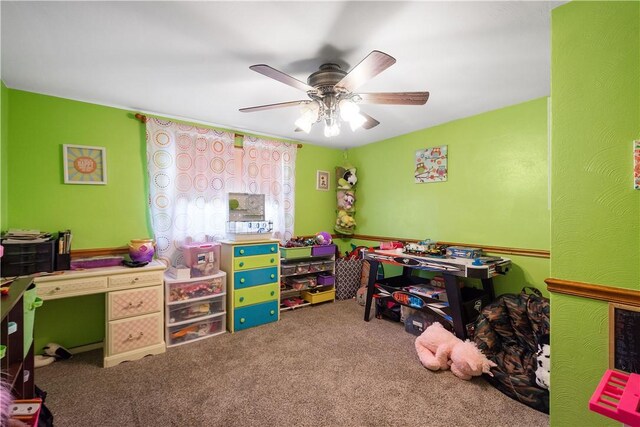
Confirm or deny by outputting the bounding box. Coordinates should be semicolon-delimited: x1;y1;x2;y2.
316;170;330;191
63;144;107;185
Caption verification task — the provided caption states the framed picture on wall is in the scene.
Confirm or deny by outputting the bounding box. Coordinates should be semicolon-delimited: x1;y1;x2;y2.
63;144;108;185
316;170;330;191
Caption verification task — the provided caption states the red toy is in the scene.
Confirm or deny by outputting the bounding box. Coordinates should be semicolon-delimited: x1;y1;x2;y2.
589;369;640;426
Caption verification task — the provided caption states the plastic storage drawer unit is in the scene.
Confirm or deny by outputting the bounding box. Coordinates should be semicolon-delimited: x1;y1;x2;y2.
167;315;225;347
168;298;225;324
166;272;226;302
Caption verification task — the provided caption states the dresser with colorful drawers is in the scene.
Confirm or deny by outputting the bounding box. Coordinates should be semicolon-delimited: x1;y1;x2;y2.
220;240;280;332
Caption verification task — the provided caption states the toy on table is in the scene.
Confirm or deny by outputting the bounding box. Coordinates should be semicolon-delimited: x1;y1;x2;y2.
415;322;496;380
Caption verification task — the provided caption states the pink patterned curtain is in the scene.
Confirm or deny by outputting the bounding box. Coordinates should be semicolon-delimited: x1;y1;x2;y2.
146;120;297;267
240;136;297;242
146;118;239;266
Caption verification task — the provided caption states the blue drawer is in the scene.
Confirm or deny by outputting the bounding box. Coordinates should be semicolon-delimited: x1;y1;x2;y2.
234;300;279;331
234;267;278;289
234;243;278;258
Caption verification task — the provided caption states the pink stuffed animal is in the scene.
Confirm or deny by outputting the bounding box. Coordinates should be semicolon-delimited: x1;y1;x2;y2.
449;340;497;380
415;322;496;380
414;322;460;371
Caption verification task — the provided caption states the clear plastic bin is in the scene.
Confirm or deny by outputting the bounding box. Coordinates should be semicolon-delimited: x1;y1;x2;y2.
308;261;324;272
295;263;310;274
321;261;334;271
182;242;220;277
167;272;226;302
168;316;225;346
168;298;225;324
288;276;317;290
281;264;296;275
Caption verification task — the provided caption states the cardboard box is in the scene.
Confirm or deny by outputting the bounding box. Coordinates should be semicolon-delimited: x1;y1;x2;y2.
445;246;483;259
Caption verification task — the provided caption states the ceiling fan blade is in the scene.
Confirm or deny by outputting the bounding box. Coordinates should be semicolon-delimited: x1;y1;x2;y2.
250;64;315;93
360;112;380;130
358;92;430;105
239;100;309;113
335;50;396;92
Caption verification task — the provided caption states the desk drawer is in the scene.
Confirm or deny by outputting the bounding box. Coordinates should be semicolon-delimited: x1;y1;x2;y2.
234;283;279;308
234;267;278;289
108;312;163;355
108;286;163;320
108;271;163;289
37;276;107;299
234;254;278;271
234;300;278;331
234;243;278;258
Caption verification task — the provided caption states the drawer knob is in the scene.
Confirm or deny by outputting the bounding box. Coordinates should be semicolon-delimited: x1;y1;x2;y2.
240;318;245;324
270;258;275;263
239;262;244;267
270;274;275;279
270;310;275;316
270;291;275;296
240;249;245;255
137;301;144;307
240;278;245;284
271;247;276;252
239;297;245;302
54;287;61;291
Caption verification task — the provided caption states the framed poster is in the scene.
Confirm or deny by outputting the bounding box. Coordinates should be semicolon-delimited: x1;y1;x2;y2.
609;302;640;374
415;145;447;183
316;170;329;191
63;144;107;185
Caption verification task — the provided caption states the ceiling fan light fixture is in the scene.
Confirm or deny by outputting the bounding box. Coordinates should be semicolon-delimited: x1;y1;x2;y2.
324;121;340;138
349;113;367;131
295;102;320;134
339;99;360;122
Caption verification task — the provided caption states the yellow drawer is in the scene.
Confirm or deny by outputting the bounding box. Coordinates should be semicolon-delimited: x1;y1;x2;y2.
301;288;335;304
36;276;107;300
107;285;163;320
108;270;163;289
107;312;164;356
234;254;278;271
235;283;279;307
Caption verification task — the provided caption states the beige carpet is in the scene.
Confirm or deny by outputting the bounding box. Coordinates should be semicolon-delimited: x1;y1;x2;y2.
36;300;548;426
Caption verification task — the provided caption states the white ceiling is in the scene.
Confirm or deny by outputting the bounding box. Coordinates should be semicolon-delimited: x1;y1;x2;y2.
1;1;562;149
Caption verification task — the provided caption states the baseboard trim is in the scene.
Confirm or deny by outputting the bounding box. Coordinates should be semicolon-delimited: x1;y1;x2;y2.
545;277;640;307
69;342;104;354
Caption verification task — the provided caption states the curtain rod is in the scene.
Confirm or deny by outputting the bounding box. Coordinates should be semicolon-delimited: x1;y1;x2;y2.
133;113;303;148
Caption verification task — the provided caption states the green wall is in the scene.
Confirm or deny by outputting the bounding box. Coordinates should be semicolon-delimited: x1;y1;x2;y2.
345;98;550;296
1;82;8;230
550;2;639;426
4;89;339;350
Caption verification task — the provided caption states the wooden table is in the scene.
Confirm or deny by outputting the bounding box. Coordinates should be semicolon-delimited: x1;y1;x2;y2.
362;249;511;338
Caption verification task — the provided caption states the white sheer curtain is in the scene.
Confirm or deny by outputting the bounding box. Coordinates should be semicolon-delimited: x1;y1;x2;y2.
146;118;239;266
240;136;297;242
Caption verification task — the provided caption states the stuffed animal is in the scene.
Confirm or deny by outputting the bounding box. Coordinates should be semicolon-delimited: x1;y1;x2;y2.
535;334;550;390
335;210;356;229
449;340;497;380
415;322;496;380
337;168;357;189
337;190;356;210
414;322;460;371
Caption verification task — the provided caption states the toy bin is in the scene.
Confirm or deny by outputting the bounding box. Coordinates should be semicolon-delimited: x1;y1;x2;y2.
321;261;334;271
308;261;324;272
311;244;336;257
182;242;220;277
23;283;43;357
168;298;225;324
301;288;335;304
167;315;225;347
166;271;226;303
288;276;316;290
317;274;335;286
280;246;311;259
281;264;296;276
295;262;310;274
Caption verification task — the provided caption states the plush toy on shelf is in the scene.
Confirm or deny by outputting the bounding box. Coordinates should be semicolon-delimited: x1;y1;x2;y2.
415;322;496;380
335;210;356;234
337;190;356;211
337;167;357;189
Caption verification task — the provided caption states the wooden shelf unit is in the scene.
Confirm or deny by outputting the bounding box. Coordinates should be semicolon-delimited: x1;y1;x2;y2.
1;277;35;399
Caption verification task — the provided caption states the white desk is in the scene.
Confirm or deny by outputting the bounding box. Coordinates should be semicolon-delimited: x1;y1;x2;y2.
34;260;166;367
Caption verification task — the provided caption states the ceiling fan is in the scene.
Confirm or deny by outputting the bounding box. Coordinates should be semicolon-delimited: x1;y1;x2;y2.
239;50;429;138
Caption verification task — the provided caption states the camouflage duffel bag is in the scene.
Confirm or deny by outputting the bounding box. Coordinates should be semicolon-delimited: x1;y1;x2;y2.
474;287;550;413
